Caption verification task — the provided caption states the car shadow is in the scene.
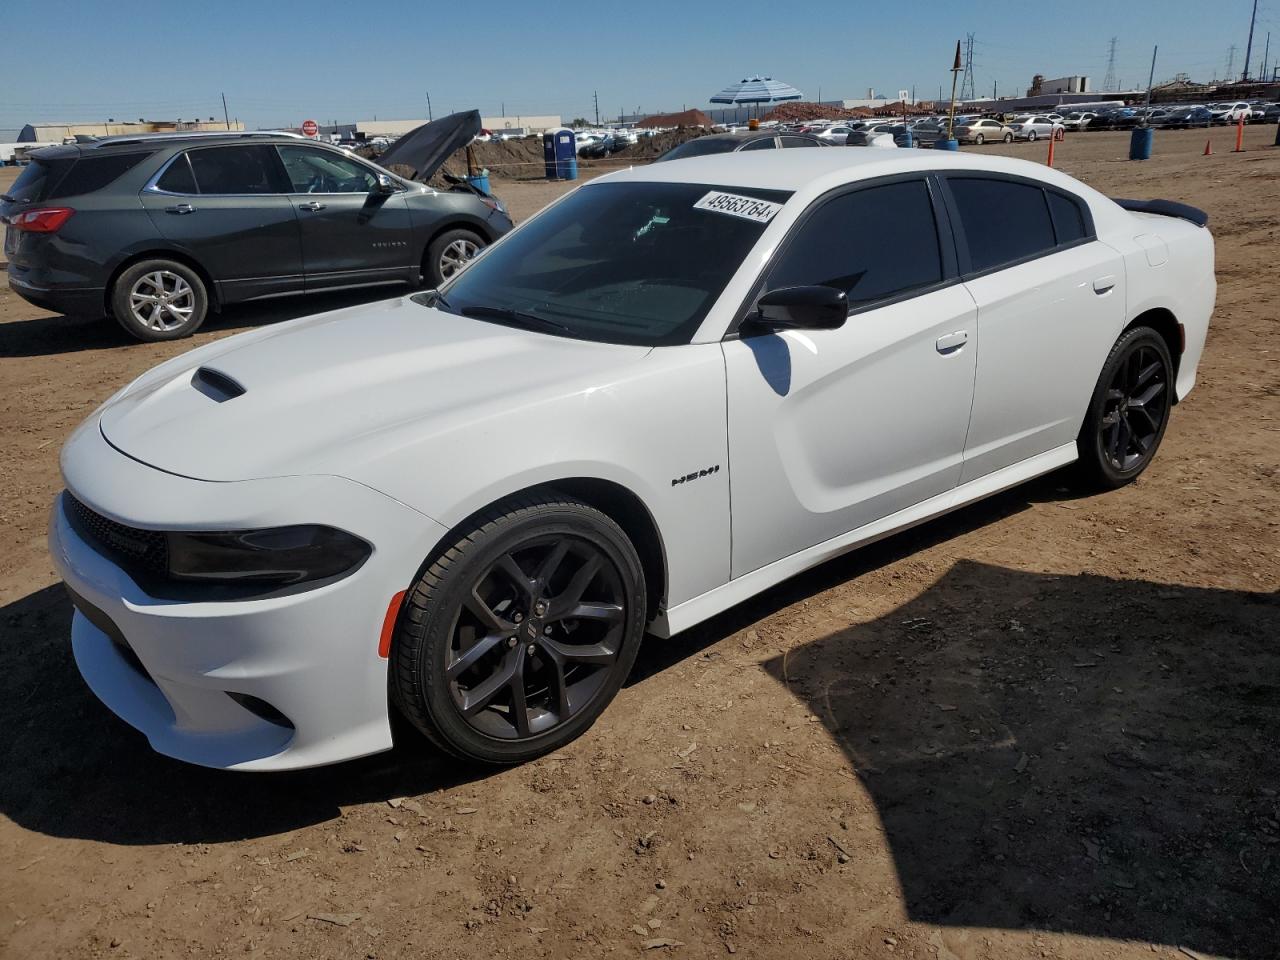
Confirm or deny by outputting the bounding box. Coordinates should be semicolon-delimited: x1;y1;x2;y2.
760;561;1279;959
0;287;409;359
0;469;1105;848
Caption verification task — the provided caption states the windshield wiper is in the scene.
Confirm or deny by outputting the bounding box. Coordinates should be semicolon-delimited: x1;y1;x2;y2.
460;305;570;334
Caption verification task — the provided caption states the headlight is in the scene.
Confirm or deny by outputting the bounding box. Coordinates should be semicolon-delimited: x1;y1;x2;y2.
167;525;371;586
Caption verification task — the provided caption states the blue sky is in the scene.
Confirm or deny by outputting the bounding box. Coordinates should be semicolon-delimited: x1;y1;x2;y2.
3;0;1275;132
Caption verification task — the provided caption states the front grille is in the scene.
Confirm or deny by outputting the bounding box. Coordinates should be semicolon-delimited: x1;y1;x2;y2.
64;492;169;576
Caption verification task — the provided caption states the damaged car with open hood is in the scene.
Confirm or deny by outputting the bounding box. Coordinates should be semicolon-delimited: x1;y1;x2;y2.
1;110;511;341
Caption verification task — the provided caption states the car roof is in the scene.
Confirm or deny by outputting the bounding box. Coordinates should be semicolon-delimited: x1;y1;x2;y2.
71;131;309;154
601;145;1082;194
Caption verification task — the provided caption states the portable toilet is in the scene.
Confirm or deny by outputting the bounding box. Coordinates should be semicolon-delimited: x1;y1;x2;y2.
543;127;578;181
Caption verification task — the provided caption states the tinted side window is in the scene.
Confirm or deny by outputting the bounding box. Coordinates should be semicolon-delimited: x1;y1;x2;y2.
766;179;943;307
276;145;377;193
187;146;283;194
780;136;815;147
155;153;197;194
950;177;1055;272
1047;191;1088;245
48;153;152;199
739;137;775;151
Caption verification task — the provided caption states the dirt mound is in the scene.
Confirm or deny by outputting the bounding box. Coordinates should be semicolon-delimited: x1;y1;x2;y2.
764;101;874;122
635;108;712;128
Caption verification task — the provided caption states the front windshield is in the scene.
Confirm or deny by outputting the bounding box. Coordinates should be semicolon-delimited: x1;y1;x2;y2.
418;180;792;346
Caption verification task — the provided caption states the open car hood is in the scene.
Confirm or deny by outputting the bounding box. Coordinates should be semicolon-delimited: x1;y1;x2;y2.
376;110;480;180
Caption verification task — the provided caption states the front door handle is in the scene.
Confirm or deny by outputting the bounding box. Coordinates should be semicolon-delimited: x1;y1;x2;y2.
935;330;969;354
298;201;327;211
1092;275;1117;294
164;203;195;215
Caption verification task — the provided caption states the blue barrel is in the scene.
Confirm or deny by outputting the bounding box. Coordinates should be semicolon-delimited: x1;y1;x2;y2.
898;128;914;148
935;138;959;151
465;172;490;195
1129;126;1154;160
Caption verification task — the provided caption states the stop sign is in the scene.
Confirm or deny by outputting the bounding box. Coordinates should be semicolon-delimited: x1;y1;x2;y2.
301;119;319;137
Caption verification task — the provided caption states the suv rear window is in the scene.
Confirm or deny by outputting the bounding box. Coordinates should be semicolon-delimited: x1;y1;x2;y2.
4;157;77;203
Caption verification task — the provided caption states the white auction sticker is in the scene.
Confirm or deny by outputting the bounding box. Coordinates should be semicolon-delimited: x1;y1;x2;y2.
693;191;783;223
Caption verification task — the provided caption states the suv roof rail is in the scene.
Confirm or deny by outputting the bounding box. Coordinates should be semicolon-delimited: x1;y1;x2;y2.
92;130;311;147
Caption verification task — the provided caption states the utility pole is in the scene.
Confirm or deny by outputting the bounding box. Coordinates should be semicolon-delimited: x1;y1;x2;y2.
1144;45;1158;112
221;92;230;130
593;90;599;125
993;80;997;99
1103;37;1118;91
425;91;433;122
1243;0;1259;79
1262;32;1271;84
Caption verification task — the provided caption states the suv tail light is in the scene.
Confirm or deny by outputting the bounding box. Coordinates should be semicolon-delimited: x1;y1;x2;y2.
9;207;75;233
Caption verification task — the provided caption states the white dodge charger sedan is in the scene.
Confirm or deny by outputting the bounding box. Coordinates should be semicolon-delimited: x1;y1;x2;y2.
50;150;1215;770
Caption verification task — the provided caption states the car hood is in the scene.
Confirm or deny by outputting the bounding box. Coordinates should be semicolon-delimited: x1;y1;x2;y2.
97;297;651;483
375;110;480;180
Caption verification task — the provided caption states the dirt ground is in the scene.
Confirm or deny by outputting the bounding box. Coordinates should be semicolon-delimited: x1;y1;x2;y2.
1;127;1278;960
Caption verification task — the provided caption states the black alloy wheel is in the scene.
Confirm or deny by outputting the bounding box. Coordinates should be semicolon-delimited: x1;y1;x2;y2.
446;535;626;740
1078;326;1174;488
392;494;646;763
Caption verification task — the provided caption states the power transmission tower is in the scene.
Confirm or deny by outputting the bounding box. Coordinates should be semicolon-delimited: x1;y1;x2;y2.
959;33;976;102
593;90;599;125
1225;44;1237;81
1243;0;1259;79
1103;37;1118;91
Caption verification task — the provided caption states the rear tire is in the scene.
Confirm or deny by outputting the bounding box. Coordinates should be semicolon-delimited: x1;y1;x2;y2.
1027;129;1039;142
391;492;646;764
423;228;486;287
1003;132;1014;143
110;259;208;342
974;133;985;145
1076;326;1174;489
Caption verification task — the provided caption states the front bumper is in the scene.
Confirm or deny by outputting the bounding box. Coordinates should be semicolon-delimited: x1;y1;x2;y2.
49;425;449;771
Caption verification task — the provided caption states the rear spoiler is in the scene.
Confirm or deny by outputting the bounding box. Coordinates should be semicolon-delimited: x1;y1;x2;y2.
1114;198;1209;228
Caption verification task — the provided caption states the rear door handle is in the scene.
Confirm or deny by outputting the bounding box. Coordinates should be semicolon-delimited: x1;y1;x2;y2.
298;201;326;211
1092;275;1117;294
935;330;968;354
164;203;195;215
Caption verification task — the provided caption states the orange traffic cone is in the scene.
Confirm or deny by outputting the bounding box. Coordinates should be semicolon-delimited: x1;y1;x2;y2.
1203;138;1213;156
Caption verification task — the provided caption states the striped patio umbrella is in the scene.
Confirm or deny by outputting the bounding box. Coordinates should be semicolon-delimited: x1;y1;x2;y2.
710;76;803;118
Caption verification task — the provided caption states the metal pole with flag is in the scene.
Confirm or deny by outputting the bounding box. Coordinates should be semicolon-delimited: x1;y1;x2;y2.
946;41;962;141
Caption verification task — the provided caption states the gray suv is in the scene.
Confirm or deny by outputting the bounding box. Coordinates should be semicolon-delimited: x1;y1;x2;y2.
1;118;512;341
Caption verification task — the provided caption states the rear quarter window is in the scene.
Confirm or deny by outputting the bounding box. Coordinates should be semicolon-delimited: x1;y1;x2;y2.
1047;191;1089;245
5;157;77;203
46;153;153;199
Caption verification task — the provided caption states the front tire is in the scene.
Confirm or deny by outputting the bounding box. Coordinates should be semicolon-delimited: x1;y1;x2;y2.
423;228;485;287
110;259;208;341
392;493;647;764
1076;326;1173;489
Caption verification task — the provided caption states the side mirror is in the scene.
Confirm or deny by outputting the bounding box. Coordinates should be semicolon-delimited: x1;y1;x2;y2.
751;285;848;331
374;173;397;194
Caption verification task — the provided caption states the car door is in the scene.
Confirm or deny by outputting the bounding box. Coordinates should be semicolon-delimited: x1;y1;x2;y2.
941;175;1126;483
722;175;978;578
140;144;304;303
275;144;416;291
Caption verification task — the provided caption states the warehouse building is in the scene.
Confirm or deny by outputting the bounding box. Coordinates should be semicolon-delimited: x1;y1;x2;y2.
17;118;244;142
353;115;561;138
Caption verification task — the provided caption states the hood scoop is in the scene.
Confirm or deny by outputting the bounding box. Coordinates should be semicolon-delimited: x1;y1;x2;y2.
191;366;246;403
